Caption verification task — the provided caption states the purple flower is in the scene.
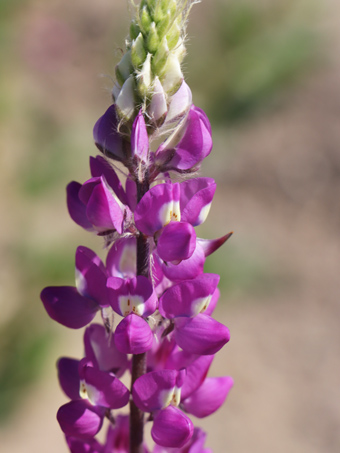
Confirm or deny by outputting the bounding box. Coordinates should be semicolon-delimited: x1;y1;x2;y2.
41;247;108;329
93;105;126;162
67;156;132;235
152;427;212;453
57;356;129;439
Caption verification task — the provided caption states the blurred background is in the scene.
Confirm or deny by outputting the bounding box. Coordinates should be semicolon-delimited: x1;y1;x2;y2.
1;0;339;451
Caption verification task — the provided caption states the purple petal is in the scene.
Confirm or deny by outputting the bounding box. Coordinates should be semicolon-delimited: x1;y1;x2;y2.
197;232;233;257
151;406;194;448
161;243;205;282
125;177;137;211
159;273;220;319
131;110;149;161
66;436;103;453
204;288;220;316
107;276;157;318
57;357;81;401
132;369;178;412
104;416;129;453
157;222;196;263
164;81;192;126
82;177;125;234
66;182;93;231
181;355;214;401
84;324;128;376
182;376;234;418
180;178;216;227
106;237;136;278
90;155;127;205
156;106;212;171
134;183;180;236
41;286;98;329
114;314;154;354
83;365;130;409
75;246;108;307
93;105;126;162
57;400;105;439
174;314;230;355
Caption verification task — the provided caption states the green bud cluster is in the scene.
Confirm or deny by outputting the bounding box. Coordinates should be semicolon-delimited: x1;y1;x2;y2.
114;0;191;123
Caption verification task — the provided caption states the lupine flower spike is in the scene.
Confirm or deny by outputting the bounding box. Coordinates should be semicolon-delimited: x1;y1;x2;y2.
41;1;233;452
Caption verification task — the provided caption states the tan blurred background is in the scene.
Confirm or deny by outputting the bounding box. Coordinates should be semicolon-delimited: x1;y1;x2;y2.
0;0;339;451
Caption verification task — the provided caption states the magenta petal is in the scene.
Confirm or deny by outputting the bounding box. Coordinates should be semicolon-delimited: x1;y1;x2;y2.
93;105;126;162
151;406;194;448
157;106;212;171
174;314;230;355
106;237;136;279
159;273;220;319
131;110;149;161
107;276;157;317
114;314;154;354
197;232;233;257
41;286;98;329
204;288;220;316
125;178;137;211
84;324;128;376
83;366;130;409
157;222;196;263
76;246;108;307
180;178;216;227
67;182;93;231
132;369;178;412
66;436;103;453
57;400;105;439
161;243;205;282
181;355;214;401
182;376;234;418
85;177;125;234
134;183;177;236
90;155;127;205
57;358;81;401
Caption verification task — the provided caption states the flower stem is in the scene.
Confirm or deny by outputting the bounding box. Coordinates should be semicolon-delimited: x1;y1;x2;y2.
130;176;150;453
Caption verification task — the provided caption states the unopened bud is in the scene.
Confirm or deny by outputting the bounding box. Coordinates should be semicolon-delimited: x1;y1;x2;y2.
130;20;141;41
115;51;133;87
161;53;183;95
116;75;136;121
131;33;147;69
140;6;152;34
137;53;153;98
148;76;168;126
152;36;170;75
166;19;181;51
147;22;160;54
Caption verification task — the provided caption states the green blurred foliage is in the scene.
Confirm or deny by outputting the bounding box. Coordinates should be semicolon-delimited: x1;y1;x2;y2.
188;0;317;123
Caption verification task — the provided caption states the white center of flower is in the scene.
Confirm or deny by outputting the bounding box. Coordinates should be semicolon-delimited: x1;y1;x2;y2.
191;295;212;316
159;386;181;409
196;202;212;226
159;200;181;226
119;295;144;317
79;379;99;406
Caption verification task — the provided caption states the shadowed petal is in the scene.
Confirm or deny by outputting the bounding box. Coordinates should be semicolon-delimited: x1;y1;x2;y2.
93;105;126;162
57;400;105;439
75;246;108;307
66;436;103;453
159;274;219;319
41;286;98;329
90;155;127;205
157;222;196;263
83;365;130;409
131;110;149;161
180;355;214;401
57;357;81;401
151;406;193;448
132;369;178;412
84;324;128;376
174;314;230;355
182;376;234;418
161;243;205;282
106;237;136;279
180;178;216;227
114;314;154;354
66;182;93;231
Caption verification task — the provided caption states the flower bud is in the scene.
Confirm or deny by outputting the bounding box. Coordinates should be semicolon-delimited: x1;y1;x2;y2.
131;33;147;69
116;75;136;121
